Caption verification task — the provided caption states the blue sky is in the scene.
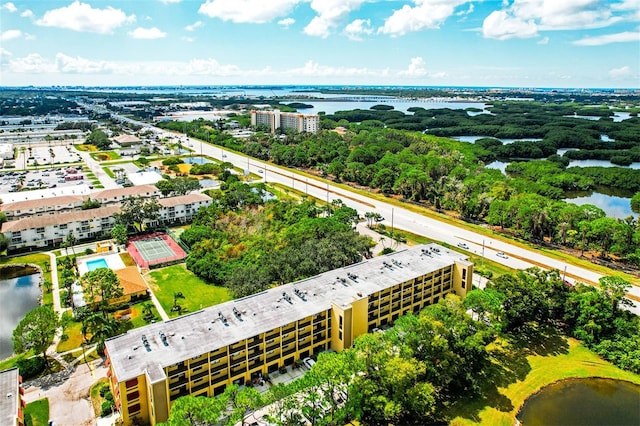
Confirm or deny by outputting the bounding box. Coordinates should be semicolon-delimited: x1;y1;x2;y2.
1;0;639;88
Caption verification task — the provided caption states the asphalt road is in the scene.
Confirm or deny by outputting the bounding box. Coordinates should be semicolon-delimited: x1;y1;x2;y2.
101;111;640;315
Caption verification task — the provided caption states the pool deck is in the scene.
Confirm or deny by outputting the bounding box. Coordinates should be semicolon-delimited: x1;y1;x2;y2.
76;252;126;275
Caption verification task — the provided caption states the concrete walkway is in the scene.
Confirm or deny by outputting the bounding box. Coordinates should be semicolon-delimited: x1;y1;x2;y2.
140;271;170;321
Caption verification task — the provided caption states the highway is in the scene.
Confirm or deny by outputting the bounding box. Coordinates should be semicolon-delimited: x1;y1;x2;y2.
101;109;640;314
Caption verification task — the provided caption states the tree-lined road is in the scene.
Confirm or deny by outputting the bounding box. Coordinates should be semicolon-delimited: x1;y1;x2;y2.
102;111;640;314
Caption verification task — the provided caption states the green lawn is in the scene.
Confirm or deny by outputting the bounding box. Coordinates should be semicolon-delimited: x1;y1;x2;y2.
147;264;232;317
447;328;640;426
24;398;49;426
57;315;84;353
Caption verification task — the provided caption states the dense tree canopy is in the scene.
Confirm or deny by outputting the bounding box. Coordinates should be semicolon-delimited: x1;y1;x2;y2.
184;197;374;298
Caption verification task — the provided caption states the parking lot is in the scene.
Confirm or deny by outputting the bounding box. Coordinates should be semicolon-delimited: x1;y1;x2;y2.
0;166;91;195
12;144;82;168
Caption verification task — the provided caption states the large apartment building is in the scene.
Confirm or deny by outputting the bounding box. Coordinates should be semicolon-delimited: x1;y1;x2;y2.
1;192;212;251
0;368;25;426
105;244;473;425
250;110;319;134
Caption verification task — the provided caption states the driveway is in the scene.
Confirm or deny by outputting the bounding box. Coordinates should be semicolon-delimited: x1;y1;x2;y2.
23;358;107;426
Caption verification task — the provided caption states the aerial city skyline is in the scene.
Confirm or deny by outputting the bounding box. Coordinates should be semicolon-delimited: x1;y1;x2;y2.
1;0;639;88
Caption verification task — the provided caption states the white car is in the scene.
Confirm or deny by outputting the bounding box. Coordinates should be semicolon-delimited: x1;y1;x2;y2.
496;252;509;259
457;242;469;249
302;357;316;370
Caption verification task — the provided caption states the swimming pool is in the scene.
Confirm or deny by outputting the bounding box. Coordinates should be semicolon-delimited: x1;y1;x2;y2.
86;258;108;271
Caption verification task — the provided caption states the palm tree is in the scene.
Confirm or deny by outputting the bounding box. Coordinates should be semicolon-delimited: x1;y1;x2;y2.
172;292;185;313
66;233;77;258
142;302;155;322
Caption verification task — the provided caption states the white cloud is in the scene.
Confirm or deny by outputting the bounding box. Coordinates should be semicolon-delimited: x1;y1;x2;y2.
160;0;182;3
0;48;12;65
537;36;549;44
55;53;113;73
198;0;301;24
36;1;135;34
278;18;295;28
0;29;22;41
344;19;373;41
456;3;474;16
6;53;57;74
185;21;203;31
398;56;427;77
379;0;471;36
608;65;631;78
285;60;378;78
482;10;538;40
129;27;167;39
573;30;640;45
20;9;33;18
483;0;629;40
304;0;366;38
182;36;196;42
1;2;17;13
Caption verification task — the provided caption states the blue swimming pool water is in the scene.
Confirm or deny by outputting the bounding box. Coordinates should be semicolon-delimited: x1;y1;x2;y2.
86;258;108;271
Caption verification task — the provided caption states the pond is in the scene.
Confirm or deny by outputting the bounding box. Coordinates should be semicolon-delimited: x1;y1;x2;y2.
0;269;42;360
564;190;637;219
183;156;214;165
517;378;640;426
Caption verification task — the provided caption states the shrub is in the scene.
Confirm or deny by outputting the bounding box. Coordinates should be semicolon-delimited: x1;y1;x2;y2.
16;356;46;379
101;401;114;417
99;385;110;397
162;157;183;166
85;248;94;255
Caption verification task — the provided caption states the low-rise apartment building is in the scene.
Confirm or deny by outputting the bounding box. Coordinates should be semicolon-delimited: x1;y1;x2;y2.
0;368;25;426
105;244;472;425
1;193;211;251
1;185;160;221
250;110;319;134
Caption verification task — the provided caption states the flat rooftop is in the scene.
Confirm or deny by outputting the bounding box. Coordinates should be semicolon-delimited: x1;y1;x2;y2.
0;368;19;426
106;243;470;382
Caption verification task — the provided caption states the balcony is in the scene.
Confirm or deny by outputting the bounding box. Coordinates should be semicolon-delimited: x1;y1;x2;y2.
210;351;227;362
191;370;209;382
169;377;188;389
248;348;263;359
230;352;246;364
190;359;208;369
230;365;246;377
282;337;295;347
191;381;209;394
168;364;187;376
266;354;280;364
247;336;262;347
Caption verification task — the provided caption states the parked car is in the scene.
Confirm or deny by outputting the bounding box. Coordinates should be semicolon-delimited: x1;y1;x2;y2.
457;242;469;249
302;357;316;370
496;252;509;259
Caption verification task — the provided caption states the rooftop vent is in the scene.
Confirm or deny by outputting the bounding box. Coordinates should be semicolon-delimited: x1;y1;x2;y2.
159;331;168;346
382;261;393;269
347;272;358;281
218;311;228;326
294;287;307;301
233;307;243;320
282;292;293;304
141;334;151;352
